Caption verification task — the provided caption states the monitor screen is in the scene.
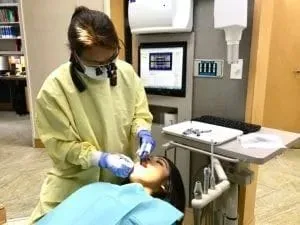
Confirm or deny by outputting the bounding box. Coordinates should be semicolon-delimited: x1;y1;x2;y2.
138;42;187;97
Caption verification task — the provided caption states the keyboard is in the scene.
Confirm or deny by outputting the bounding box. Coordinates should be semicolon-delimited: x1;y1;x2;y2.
192;115;261;134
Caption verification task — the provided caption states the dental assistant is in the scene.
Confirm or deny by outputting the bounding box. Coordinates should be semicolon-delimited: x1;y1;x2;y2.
29;6;155;224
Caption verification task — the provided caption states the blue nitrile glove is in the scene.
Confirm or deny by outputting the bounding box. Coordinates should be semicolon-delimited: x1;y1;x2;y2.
98;153;134;178
136;130;156;160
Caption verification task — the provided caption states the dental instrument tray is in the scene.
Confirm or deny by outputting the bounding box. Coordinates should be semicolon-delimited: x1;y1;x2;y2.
193;115;261;134
162;121;243;145
162;120;300;163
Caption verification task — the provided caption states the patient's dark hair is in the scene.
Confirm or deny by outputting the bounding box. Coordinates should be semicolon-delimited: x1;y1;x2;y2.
156;157;186;213
122;156;186;223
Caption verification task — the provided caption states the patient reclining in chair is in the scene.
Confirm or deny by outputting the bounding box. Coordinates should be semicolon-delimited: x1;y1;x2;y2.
36;156;186;225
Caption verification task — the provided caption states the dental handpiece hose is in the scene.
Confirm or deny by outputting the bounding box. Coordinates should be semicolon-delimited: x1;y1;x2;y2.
210;140;216;225
210;140;216;190
193;181;203;225
203;167;210;194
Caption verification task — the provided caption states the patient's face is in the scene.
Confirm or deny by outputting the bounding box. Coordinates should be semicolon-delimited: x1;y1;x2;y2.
129;156;170;191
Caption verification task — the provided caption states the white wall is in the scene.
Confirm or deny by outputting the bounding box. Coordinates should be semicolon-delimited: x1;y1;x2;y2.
77;0;105;11
21;0;104;144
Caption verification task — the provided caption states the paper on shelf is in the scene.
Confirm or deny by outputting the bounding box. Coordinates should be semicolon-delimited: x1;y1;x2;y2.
238;133;286;149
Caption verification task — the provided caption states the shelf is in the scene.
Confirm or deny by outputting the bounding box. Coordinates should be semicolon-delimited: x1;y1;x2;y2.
0;75;26;80
0;21;19;25
0;3;18;7
0;37;21;40
0;102;13;110
0;51;23;55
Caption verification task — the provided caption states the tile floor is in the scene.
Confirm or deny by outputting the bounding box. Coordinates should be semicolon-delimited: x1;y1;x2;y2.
0;112;299;225
0;112;51;222
254;148;300;225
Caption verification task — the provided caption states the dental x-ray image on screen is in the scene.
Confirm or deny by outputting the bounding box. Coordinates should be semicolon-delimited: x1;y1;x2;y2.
138;42;187;97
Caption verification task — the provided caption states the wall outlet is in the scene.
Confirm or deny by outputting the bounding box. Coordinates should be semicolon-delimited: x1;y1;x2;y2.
194;59;224;78
230;59;243;79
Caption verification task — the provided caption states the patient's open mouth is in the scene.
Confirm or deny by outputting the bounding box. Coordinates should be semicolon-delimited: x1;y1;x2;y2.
140;157;150;168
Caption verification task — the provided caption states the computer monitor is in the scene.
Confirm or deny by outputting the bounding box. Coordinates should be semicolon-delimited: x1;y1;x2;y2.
138;42;187;97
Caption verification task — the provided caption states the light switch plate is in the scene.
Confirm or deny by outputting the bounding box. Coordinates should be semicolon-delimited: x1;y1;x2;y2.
230;59;243;79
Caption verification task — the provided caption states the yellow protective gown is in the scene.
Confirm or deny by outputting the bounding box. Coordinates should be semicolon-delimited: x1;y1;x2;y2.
29;60;153;224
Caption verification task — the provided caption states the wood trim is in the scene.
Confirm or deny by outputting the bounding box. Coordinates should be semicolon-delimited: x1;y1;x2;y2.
245;0;275;124
245;0;262;123
0;204;6;225
242;0;275;224
238;164;259;225
131;35;138;71
110;0;125;60
34;138;45;148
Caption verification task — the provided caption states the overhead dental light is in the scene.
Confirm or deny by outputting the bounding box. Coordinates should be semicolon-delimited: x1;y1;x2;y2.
128;0;193;34
214;0;248;64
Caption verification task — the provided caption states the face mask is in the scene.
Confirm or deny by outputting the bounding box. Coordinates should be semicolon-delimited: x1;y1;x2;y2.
72;51;118;80
83;64;109;80
80;60;117;81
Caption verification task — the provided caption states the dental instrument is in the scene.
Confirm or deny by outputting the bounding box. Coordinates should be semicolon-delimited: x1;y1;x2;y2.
182;128;212;136
203;167;210;194
139;142;152;164
193;181;203;200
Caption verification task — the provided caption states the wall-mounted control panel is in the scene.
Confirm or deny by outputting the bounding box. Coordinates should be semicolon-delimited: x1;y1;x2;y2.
194;59;224;78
